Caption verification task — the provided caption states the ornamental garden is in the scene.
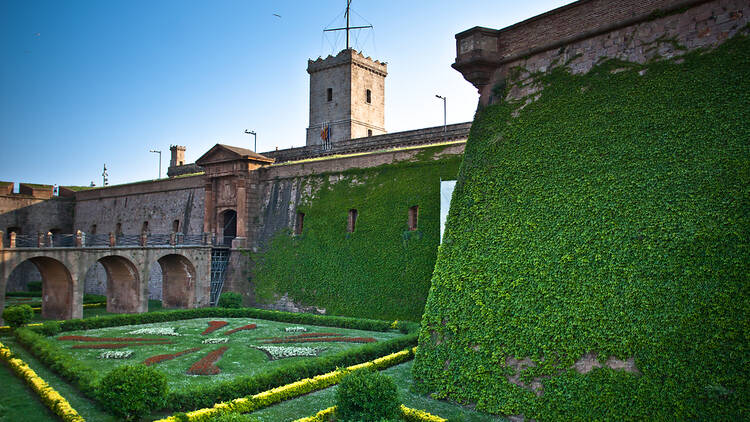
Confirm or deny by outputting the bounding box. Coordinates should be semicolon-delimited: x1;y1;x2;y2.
1;295;501;421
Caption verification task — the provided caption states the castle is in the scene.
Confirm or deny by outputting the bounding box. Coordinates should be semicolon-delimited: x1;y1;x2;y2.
0;39;470;317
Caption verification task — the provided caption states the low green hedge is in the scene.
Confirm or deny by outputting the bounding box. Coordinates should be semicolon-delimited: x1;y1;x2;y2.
40;307;396;334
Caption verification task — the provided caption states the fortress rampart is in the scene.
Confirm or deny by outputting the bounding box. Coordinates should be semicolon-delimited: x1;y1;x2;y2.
453;0;749;104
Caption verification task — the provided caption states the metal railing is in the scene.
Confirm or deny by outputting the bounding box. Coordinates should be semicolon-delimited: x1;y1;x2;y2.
1;232;234;248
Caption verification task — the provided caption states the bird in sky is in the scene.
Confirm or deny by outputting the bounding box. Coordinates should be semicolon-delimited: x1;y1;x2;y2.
272;13;281;18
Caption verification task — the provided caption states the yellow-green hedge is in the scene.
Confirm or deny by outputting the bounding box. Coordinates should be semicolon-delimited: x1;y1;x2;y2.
293;404;446;422
155;347;417;422
0;341;84;422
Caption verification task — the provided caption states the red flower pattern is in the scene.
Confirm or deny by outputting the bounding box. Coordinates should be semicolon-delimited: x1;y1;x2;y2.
187;346;229;375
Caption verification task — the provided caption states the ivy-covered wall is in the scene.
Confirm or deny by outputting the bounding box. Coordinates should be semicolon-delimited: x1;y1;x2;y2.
251;145;462;321
413;34;749;420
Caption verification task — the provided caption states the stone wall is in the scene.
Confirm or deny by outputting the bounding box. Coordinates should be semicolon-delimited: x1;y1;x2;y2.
453;0;749;104
0;195;74;236
73;175;205;235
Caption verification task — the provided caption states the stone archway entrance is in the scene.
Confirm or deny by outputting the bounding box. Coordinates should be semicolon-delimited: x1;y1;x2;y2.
220;209;237;246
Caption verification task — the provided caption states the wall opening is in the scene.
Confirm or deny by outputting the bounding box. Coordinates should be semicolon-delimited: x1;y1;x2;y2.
116;222;123;236
141;221;149;234
221;209;237;246
90;224;97;235
21;257;75;320
327;88;333;102
6;227;21;239
49;228;61;235
98;256;142;314
295;212;304;235
409;206;419;231
368;129;373;137
366;89;372;104
158;254;196;309
348;209;358;233
172;219;180;233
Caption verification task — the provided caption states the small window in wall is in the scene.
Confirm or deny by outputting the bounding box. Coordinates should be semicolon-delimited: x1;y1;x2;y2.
347;209;358;233
179;161;184;166
327;88;333;102
172;219;180;233
141;221;149;234
295;212;304;235
49;228;61;235
408;206;419;231
116;222;123;235
367;129;373;137
366;89;371;104
90;224;97;235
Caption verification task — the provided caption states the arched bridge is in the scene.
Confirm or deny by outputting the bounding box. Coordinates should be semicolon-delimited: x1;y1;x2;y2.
0;232;214;323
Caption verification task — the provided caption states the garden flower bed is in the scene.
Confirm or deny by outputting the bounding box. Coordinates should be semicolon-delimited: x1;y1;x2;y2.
144;347;202;366
224;323;257;335
187;346;228;375
201;321;228;335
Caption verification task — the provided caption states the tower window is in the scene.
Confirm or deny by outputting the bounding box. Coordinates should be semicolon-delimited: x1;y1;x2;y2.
295;212;304;235
367;129;373;137
172;219;180;233
327;88;333;102
408;206;419;231
366;89;371;103
347;209;358;233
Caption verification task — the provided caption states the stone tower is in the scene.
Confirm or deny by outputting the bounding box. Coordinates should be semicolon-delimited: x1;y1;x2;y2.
306;49;387;146
170;145;186;167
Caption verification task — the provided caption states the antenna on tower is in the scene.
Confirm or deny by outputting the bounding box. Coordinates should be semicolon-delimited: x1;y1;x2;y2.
324;0;372;50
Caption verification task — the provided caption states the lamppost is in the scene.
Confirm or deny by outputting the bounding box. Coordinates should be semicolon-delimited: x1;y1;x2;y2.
149;150;162;179
244;130;257;152
435;95;446;133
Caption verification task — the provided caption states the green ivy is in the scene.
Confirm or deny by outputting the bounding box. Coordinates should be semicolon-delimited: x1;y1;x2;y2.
252;145;462;321
413;34;750;421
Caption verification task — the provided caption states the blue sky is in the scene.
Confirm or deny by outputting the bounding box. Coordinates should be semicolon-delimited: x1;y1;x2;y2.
1;0;574;187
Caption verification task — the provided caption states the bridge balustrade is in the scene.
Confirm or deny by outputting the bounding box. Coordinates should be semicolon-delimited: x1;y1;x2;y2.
0;231;221;249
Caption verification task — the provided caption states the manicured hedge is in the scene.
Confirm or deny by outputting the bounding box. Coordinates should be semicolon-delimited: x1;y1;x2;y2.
413;34;750;420
252;144;462;321
42;306;397;333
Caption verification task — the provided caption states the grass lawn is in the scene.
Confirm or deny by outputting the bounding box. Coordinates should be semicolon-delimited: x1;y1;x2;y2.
251;360;507;422
0;358;58;422
53;317;402;390
1;336;118;421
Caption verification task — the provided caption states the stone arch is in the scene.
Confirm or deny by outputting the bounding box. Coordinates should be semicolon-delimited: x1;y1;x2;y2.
158;254;196;309
9;257;75;320
96;255;143;314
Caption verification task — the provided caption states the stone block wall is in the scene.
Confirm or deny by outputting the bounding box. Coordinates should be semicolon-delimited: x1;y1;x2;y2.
453;0;749;104
73;175;205;236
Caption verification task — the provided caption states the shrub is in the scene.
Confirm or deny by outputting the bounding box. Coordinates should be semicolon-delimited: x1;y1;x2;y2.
27;281;42;292
2;305;34;328
97;365;167;421
40;320;61;336
217;292;242;308
336;368;400;421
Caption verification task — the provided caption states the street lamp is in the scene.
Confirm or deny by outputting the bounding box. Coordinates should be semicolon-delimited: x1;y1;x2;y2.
244;130;257;152
149;150;162;179
435;95;446;133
